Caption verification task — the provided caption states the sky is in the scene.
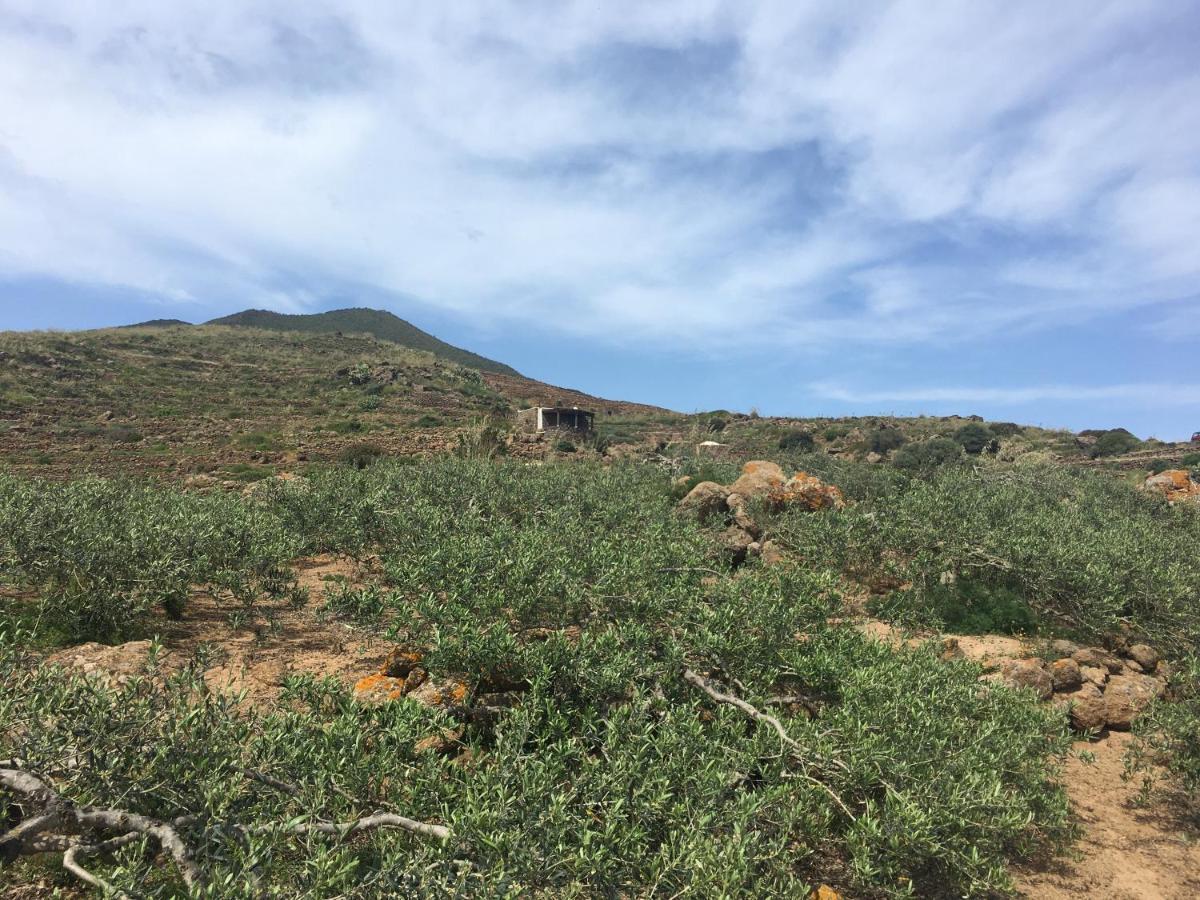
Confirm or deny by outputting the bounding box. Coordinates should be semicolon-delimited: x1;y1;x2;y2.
0;1;1197;439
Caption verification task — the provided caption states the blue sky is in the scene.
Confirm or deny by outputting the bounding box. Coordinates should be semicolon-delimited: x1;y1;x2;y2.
0;2;1197;438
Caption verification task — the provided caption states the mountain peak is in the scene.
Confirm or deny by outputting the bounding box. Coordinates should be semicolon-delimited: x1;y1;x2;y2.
206;307;519;376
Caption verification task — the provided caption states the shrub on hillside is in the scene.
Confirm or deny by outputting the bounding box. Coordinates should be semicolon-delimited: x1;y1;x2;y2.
1091;429;1141;458
988;422;1024;437
893;437;963;472
953;422;996;454
1129;654;1200;821
866;428;906;455
778;429;815;452
339;442;385;470
769;462;1200;650
0;456;1075;899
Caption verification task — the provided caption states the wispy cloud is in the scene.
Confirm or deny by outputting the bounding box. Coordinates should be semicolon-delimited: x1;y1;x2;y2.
810;381;1200;407
0;1;1196;352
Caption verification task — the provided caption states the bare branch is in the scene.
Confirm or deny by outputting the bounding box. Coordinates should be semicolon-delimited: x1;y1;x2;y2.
250;812;451;842
243;768;302;797
681;669;853;820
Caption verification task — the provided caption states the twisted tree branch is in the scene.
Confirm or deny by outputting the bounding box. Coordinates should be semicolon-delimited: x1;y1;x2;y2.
681;669;853;820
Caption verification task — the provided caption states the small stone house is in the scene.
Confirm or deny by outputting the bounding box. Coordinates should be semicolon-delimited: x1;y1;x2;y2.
516;406;595;434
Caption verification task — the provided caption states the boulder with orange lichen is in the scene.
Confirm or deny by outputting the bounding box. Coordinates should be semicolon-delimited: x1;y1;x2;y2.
1141;469;1200;503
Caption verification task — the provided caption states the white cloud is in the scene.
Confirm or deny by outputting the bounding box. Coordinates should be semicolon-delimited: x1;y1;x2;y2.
0;1;1196;346
810;381;1200;407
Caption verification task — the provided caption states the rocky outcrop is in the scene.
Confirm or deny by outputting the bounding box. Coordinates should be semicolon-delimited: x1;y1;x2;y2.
676;481;730;523
1141;469;1200;503
675;461;843;567
44;640;166;688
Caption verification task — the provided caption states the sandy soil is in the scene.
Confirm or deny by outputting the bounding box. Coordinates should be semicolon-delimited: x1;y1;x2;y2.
157;554;389;705
1013;732;1200;899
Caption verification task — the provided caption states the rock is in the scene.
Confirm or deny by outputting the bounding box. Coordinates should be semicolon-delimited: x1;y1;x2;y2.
353;671;470;709
865;451;883;464
381;646;425;678
353;673;407;705
1063;683;1107;732
728;460;787;500
673;475;695;492
1127;643;1160;671
997;658;1053;699
721;525;757;564
1123;660;1145;675
1103;674;1165;729
407;677;471;709
1072;647;1123;674
1049;639;1081;657
183;473;219;490
730;506;762;538
759;540;786;567
811;887;842;900
676;481;729;523
1080;665;1108;688
1141;469;1200;503
776;472;845;511
1049;657;1082;692
413;728;463;757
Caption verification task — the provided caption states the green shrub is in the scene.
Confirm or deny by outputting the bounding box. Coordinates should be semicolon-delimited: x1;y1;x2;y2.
0;501;1073;899
771;463;1200;650
953;422;995;455
823;424;851;442
778;429;815;452
329;419;366;435
893;437;962;472
0;476;299;641
415;414;441;427
1090;429;1141;458
871;577;1040;635
106;425;143;443
866;428;905;455
1129;654;1200;821
988;422;1024;437
339;442;385;470
555;439;577;453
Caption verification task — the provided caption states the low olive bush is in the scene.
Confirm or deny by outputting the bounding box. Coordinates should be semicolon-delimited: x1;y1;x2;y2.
0;460;1079;896
0;476;299;642
769;463;1200;650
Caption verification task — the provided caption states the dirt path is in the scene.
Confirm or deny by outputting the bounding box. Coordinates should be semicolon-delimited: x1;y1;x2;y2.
1014;732;1200;899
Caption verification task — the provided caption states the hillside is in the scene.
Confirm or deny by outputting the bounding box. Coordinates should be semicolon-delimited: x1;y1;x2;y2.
0;323;668;480
206;307;521;376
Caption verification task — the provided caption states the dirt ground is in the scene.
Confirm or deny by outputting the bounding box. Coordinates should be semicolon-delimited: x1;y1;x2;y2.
1014;732;1200;899
157;555;390;705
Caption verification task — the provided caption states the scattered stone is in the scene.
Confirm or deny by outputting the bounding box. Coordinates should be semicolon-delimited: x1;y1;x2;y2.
775;472;845;511
1072;647;1123;674
728;460;787;500
1049;657;1083;692
721;525;757;563
759;540;786;567
939;637;965;662
1080;665;1108;689
381;646;425;678
1063;683;1107;732
407;677;471;709
676;481;730;523
997;658;1053;700
1127;643;1160;671
1123;660;1145;675
1050;638;1081;657
865;451;883;464
183;473;219;490
811;886;842;900
353;673;407;705
413;728;464;757
1103;674;1165;730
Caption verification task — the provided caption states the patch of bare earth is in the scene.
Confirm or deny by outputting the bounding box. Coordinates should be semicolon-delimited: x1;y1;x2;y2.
156;554;390;706
1014;732;1200;899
